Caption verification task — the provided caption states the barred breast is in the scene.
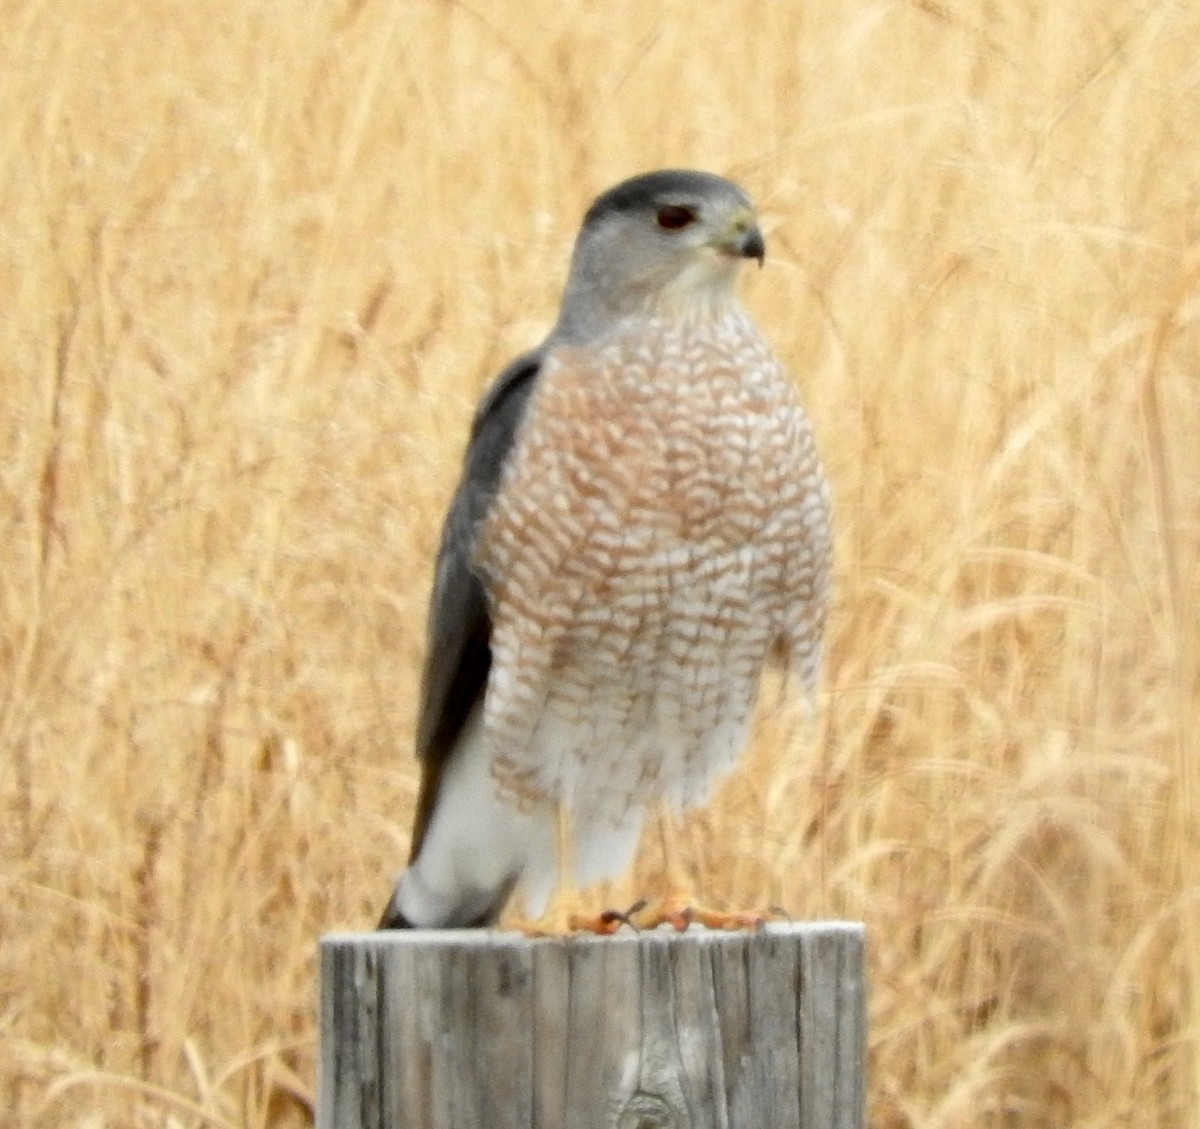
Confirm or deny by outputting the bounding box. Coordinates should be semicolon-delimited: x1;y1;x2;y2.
475;309;831;855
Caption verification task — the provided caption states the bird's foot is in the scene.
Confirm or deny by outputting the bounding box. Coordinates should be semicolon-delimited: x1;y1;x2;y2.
626;894;787;933
569;908;638;935
505;907;633;937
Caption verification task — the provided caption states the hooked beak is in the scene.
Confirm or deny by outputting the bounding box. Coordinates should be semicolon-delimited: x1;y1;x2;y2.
715;209;765;267
738;224;766;267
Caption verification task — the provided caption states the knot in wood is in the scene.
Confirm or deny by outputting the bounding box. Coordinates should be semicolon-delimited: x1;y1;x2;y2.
615;1089;678;1129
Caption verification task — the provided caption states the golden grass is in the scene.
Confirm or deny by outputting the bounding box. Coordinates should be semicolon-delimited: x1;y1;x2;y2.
3;0;1198;1124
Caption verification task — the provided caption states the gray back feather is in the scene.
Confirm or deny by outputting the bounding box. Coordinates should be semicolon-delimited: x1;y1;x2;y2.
415;350;542;764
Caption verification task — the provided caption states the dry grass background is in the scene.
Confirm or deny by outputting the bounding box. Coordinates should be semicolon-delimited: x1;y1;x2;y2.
2;0;1198;1125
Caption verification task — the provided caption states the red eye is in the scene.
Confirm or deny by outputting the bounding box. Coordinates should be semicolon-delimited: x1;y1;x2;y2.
656;205;697;230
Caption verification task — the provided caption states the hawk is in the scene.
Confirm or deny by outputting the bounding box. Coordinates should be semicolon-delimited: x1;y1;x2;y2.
379;170;831;930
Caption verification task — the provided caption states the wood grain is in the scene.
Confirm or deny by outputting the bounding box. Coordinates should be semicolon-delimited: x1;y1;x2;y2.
318;922;865;1129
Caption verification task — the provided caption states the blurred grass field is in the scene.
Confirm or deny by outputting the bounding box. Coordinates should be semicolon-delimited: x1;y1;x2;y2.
3;0;1199;1125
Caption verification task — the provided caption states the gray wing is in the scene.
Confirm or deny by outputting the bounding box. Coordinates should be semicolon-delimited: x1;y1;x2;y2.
407;349;543;861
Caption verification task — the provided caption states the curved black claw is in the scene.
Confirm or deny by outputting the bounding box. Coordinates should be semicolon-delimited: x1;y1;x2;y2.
597;900;649;934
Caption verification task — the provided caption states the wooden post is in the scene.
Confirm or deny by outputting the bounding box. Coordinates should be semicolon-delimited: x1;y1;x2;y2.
318;921;865;1129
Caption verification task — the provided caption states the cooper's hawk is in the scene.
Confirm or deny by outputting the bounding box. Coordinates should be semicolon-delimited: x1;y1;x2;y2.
379;170;831;929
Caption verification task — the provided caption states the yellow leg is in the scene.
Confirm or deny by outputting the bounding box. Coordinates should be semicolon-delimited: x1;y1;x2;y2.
544;802;579;932
630;805;774;933
627;806;694;931
659;806;691;903
507;803;625;935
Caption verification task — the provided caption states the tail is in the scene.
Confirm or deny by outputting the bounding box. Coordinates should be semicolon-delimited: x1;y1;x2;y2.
375;706;524;930
375;872;514;930
376;892;415;930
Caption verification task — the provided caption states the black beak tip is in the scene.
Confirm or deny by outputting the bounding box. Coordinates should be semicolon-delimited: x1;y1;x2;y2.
742;227;766;267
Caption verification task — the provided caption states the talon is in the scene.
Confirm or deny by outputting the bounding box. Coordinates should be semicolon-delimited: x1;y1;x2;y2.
587;908;634;934
670;906;693;932
599;904;646;933
634;901;782;933
567;913;612;935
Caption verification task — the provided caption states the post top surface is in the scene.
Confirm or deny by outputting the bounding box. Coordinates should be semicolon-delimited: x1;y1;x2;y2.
320;920;865;949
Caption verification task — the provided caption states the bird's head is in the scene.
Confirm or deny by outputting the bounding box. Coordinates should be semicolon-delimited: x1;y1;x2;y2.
555;170;766;342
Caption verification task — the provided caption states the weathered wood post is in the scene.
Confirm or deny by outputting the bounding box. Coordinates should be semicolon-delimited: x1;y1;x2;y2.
318;921;865;1129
